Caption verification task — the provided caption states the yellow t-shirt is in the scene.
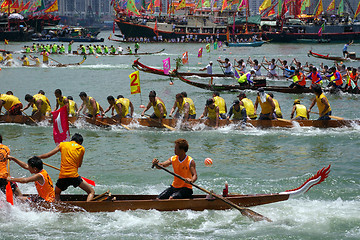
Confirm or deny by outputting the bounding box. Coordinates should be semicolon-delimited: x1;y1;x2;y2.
59;141;85;179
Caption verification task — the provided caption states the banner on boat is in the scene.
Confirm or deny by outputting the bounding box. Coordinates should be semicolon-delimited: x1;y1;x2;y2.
129;71;141;94
52;106;70;145
163;57;171;75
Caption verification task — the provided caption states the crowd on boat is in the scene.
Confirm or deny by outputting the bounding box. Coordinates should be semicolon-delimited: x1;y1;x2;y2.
212;56;360;93
0;82;334;130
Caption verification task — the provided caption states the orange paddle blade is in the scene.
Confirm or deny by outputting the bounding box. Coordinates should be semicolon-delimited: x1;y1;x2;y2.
6;182;13;205
82;177;95;186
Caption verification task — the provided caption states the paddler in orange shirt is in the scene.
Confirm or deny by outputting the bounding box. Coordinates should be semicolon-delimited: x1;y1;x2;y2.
37;133;95;201
7;156;55;202
152;138;197;199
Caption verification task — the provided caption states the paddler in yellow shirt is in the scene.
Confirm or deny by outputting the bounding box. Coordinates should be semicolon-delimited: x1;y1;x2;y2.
104;95;134;121
54;89;69;112
7;156;55;203
199;98;220;128
291;99;309;120
37;133;95;201
141;90;167;121
0;92;23;115
77;92;104;122
308;84;332;120
254;88;276;120
18;55;30;66
268;93;283;118
212;91;227;119
67;96;78;117
237;91;257;120
23;93;51;118
169;93;196;120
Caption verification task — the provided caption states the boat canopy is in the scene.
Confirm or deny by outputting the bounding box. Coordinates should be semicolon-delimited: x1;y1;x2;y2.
229;15;261;25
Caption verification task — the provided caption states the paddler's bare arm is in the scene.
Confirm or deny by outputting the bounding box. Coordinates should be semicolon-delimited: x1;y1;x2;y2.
129;101;134;117
169;101;177;118
7;155;29;170
152;158;171;169
308;98;316;113
158;103;164;121
187;160;197;183
38;145;60;159
141;102;152;116
8;173;43;184
320;98;330;116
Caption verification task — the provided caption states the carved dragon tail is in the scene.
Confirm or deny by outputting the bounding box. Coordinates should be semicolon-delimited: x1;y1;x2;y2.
280;165;331;198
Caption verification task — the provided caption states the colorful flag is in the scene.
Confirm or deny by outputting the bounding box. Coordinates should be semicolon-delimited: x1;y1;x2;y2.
44;0;58;13
214;41;218;50
163;57;171;75
4;39;8;45
266;6;275;16
281;1;288;17
203;0;210;7
20;1;30;12
126;0;141;16
182;51;188;64
337;0;344;16
52;106;70;145
259;0;271;13
326;0;335;11
195;0;202;9
129;71;141;94
205;43;210;53
318;22;325;36
198;47;203;58
221;0;227;12
154;0;160;7
176;0;186;10
234;68;241;80
218;41;222;48
301;0;310;12
277;0;283;17
29;0;41;11
153;19;158;37
355;2;360;19
6;181;13;205
238;0;247;11
1;0;12;9
314;0;323;18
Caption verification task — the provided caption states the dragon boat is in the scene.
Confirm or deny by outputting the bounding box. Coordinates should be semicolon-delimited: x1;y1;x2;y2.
226;41;266;47
1;115;359;129
21;165;330;213
308;50;360;62
72;49;165;56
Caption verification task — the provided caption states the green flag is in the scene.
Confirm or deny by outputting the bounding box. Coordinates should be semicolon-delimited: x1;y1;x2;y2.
337;0;344;16
127;0;141;16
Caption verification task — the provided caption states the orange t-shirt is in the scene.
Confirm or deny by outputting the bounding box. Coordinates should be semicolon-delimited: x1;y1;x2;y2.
171;155;193;189
0;144;10;179
35;169;55;202
58;141;85;179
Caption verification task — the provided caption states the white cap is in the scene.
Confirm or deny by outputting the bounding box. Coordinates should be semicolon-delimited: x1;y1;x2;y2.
209;61;213;64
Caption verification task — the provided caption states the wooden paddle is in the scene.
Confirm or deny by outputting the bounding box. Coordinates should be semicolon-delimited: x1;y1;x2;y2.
109;117;132;130
43;162;96;186
48;56;63;65
82;115;112;127
6;159;14;205
20;110;37;124
310;111;344;120
277;118;293;123
145;114;175;131
152;163;271;222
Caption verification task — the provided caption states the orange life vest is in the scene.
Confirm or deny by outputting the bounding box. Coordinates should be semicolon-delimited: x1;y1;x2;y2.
35;169;55;202
171;155;193;189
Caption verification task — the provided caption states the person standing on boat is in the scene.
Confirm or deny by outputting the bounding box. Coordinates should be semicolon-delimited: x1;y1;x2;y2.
169;93;196;120
342;40;353;58
54;89;69;112
152;138;197;200
291;99;309;120
0;134;22;197
7;156;55;203
227;100;247;123
37;133;95;202
141;91;167;121
134;42;140;54
199;61;213;74
0;92;23;115
237;92;257;120
199;98;220;128
77;92;104;122
217;58;233;75
212;91;227;119
254;88;276;120
308;84;332;120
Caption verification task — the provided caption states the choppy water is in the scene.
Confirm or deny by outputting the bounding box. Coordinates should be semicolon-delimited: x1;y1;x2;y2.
0;31;359;239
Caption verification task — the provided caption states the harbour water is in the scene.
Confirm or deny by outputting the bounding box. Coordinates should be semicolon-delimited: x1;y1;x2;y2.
0;31;359;239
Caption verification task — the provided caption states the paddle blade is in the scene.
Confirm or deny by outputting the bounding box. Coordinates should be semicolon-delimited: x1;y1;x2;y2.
82;177;95;186
240;208;272;222
6;182;13;205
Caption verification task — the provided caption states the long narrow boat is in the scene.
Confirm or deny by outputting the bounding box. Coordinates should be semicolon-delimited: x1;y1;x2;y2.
2;115;358;129
133;59;235;78
23;165;330;213
72;49;165;56
226;41;265;47
308;50;360;62
22;55;87;67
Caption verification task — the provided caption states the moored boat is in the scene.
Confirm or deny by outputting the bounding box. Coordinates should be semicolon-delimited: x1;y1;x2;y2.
22;165;330;213
226;41;266;47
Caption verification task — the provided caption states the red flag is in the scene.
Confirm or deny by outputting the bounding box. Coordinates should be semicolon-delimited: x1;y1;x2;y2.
182;51;188;64
6;182;13;205
154;19;158;37
52;106;70;145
